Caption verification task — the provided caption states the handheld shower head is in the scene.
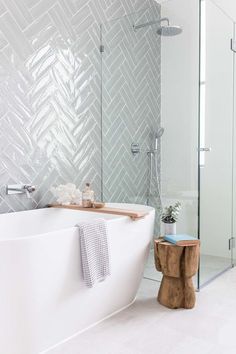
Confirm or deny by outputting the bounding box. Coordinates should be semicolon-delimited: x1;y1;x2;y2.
154;127;165;151
156;127;165;138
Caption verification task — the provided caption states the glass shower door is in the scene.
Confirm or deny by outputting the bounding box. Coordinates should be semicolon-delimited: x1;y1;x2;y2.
199;0;235;286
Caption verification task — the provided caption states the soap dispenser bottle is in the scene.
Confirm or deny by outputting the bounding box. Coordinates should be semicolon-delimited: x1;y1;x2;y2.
82;183;94;208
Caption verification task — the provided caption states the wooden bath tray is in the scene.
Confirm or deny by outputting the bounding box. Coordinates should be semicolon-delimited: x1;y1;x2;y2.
48;204;148;220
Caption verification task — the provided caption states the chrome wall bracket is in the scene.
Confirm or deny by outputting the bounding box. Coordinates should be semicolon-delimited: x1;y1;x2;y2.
199;147;212;152
229;237;236;250
231;39;236;53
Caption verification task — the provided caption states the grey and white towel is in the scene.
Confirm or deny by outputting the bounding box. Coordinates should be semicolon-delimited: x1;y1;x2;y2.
78;219;110;288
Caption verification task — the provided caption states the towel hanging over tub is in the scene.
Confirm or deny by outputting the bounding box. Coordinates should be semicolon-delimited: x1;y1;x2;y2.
78;219;110;288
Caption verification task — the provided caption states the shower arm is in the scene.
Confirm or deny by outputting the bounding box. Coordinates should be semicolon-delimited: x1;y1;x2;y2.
133;17;169;31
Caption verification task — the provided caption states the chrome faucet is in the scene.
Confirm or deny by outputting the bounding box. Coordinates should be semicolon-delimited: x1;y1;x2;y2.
6;184;36;198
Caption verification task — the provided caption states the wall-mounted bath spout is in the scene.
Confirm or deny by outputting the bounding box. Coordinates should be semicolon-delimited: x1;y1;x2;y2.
6;184;36;198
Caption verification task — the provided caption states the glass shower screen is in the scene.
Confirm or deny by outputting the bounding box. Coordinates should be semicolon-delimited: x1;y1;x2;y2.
100;6;162;215
199;0;235;286
100;1;200;285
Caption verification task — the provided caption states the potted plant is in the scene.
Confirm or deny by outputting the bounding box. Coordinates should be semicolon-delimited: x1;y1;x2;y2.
161;202;181;235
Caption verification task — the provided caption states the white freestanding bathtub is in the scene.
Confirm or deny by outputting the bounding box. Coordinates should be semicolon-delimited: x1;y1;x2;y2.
0;203;155;354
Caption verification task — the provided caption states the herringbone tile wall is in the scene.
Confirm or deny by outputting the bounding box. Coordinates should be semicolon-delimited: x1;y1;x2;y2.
0;0;158;213
102;6;161;219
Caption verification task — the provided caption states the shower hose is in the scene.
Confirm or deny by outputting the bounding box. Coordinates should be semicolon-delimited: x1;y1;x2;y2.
146;150;162;210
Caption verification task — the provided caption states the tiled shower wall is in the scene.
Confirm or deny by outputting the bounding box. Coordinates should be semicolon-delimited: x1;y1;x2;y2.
102;6;161;210
0;0;158;213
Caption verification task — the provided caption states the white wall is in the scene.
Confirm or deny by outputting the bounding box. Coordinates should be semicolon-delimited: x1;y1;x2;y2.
161;0;199;237
213;0;236;21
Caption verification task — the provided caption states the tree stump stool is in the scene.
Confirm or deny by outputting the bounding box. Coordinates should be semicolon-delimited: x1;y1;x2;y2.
154;238;200;309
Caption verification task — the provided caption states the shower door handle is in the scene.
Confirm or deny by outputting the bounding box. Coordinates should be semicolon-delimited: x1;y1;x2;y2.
199;147;211;152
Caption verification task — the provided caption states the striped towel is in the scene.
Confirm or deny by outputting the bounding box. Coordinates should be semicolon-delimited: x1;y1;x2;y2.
78;219;110;288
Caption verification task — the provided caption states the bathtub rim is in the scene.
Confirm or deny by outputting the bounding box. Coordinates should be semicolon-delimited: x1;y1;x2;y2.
0;203;155;242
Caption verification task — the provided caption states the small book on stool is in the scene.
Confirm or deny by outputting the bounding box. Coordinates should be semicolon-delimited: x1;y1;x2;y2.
164;234;200;246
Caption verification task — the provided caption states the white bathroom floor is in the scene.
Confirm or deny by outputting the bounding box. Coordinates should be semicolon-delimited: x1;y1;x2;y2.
49;267;236;354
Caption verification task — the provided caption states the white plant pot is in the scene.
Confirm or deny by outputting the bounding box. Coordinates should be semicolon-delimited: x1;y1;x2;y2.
163;222;176;235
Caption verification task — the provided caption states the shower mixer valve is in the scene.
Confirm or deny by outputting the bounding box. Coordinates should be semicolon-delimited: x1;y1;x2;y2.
131;143;140;156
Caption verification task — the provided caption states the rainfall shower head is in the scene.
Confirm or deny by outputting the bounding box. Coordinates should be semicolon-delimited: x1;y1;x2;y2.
133;17;182;37
157;25;182;37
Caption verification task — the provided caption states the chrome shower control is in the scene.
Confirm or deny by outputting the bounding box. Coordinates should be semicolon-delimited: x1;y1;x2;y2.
131;143;140;156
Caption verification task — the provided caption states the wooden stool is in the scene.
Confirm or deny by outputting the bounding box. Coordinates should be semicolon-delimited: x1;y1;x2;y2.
154;238;200;309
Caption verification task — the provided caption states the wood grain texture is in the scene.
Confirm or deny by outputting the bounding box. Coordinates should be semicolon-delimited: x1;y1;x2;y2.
154;238;200;309
49;204;148;220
